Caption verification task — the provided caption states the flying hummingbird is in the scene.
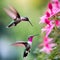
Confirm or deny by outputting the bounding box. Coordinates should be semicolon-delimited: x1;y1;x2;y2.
4;6;33;28
11;34;38;57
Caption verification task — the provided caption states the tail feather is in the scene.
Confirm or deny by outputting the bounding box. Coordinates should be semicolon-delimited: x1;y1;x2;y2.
23;50;29;57
7;22;15;28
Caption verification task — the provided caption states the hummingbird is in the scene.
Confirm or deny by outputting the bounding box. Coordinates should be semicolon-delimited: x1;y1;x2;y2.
4;6;33;28
11;34;38;57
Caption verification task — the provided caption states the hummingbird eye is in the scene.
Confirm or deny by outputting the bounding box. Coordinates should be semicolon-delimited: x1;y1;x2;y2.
25;17;29;20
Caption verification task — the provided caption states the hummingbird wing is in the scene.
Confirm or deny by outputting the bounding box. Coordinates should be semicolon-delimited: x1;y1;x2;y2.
4;6;20;21
11;41;28;47
9;6;20;19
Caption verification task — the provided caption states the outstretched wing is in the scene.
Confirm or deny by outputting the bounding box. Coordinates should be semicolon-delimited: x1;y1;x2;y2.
4;6;20;20
9;6;20;19
11;41;28;47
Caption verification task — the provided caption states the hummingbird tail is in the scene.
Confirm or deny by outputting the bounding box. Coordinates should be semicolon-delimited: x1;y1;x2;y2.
7;22;15;28
23;50;29;57
23;53;28;57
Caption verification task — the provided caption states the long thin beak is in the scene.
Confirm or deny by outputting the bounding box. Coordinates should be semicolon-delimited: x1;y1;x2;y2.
28;20;33;26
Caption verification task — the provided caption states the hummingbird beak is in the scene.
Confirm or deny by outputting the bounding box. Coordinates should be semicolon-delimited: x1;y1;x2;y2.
28;20;33;26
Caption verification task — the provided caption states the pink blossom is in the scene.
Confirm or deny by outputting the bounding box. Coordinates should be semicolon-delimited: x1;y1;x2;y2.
51;0;59;5
39;37;53;46
51;0;59;3
52;0;58;1
51;0;59;7
39;37;56;54
39;15;46;24
51;0;60;15
46;0;60;17
41;22;54;37
39;15;50;25
40;43;56;54
39;0;60;54
45;19;50;25
55;20;60;27
46;11;50;17
39;11;50;24
48;3;53;10
43;36;53;44
55;1;60;8
48;3;53;14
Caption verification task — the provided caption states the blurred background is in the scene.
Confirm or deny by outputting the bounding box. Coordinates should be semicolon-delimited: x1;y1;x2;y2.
0;0;49;60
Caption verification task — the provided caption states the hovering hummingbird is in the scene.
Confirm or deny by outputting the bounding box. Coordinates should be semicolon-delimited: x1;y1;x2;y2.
4;6;33;28
11;34;38;57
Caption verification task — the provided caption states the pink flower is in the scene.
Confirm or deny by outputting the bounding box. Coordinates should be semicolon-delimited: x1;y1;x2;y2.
45;19;50;25
39;37;53;46
51;0;60;15
40;43;56;54
55;20;60;27
39;15;46;24
55;1;60;8
46;11;50;17
39;15;50;25
43;36;53;44
52;0;58;1
51;0;59;3
39;0;59;54
41;22;54;37
39;37;56;54
39;11;50;24
48;3;53;14
51;0;59;7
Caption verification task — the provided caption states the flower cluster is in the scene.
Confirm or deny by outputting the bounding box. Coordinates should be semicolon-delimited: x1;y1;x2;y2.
39;0;60;54
39;37;56;54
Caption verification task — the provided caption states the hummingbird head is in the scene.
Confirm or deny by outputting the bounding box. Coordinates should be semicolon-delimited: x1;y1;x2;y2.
25;17;29;21
25;17;33;26
28;34;39;43
28;36;34;45
28;34;39;45
28;36;34;42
